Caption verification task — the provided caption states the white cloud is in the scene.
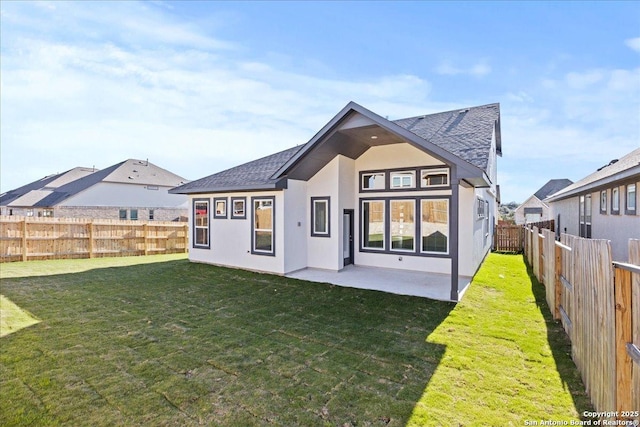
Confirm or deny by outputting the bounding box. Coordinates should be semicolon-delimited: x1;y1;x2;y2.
435;60;491;77
565;70;604;89
625;37;640;52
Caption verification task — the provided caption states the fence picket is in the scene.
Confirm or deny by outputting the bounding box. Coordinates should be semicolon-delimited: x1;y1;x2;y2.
0;216;188;262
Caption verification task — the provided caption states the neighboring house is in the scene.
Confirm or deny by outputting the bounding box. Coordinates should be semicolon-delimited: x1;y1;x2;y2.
514;179;573;225
546;148;640;261
171;101;502;301
0;159;189;221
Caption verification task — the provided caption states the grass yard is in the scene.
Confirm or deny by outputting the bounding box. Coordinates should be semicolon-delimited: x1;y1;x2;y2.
0;253;591;426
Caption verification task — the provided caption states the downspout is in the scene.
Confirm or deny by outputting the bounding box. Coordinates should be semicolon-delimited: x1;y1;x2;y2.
450;166;460;301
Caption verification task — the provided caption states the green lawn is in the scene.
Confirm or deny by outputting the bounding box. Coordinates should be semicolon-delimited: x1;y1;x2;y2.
0;253;591;426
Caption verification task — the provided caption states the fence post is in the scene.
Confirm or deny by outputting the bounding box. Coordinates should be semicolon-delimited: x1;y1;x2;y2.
614;265;633;415
88;222;94;259
554;243;562;320
183;224;189;253
539;234;545;284
21;219;27;262
143;223;149;256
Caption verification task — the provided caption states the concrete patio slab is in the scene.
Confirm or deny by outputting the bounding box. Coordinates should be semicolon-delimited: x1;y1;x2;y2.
286;265;471;302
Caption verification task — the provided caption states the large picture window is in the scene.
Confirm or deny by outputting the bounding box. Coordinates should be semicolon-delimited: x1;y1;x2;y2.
252;197;275;255
193;199;210;248
362;200;385;249
311;197;330;237
421;199;449;253
390;200;415;251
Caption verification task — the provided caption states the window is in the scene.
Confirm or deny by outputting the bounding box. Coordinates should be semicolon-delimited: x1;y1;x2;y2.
231;197;246;219
476;198;486;219
421;168;449;187
362;200;385;249
579;195;592;238
119;209;127;220
130;209;138;221
214;198;227;219
311;197;330;237
600;190;607;214
362;172;385;190
149;209;155;220
421;199;449;253
252;197;274;255
626;184;636;214
390;200;415;251
390;171;415;189
42;209;53;217
612;187;620;214
193;199;210;248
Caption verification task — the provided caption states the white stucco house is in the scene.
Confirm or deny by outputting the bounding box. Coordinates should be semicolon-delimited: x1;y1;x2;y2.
0;159;189;221
170;102;502;301
546;148;640;261
514;179;573;225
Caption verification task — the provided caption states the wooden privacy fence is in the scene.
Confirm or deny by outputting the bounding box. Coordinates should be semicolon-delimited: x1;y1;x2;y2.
525;226;640;420
493;224;524;252
0;216;189;262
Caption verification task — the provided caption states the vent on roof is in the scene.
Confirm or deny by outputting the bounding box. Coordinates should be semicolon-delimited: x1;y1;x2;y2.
597;159;618;171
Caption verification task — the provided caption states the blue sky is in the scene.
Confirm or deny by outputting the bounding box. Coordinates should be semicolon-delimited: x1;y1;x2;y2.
1;1;639;203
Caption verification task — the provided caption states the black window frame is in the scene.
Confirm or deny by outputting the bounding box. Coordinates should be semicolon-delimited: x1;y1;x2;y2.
251;196;276;256
310;196;331;237
193;198;211;249
359;165;451;193
231;197;247;219
214;197;228;219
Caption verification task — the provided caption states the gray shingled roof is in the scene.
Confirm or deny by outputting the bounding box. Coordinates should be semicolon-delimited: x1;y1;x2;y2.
533;179;573;200
546;148;640;202
171;146;303;194
171;102;500;195
0;167;96;206
393;103;500;171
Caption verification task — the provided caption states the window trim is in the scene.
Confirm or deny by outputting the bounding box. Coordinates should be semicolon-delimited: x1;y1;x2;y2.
311;197;331;237
612;187;620;215
360;170;386;191
193;198;211;249
359;165;451;193
251;196;275;256
214;197;228;219
600;190;607;215
231;197;247;219
420;167;450;188
359;196;451;258
390;170;416;189
130;209;138;221
119;209;127;220
626;183;637;215
390;199;416;252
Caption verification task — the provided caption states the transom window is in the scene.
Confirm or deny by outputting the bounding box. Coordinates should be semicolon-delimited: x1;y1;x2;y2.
421;168;449;187
390;171;415;189
362;173;385;190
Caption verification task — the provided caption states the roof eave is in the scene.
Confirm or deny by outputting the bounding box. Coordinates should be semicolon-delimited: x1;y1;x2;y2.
169;179;288;195
546;165;640;202
272;101;488;181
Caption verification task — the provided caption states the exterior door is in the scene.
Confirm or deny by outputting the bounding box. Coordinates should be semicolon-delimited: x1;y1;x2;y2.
343;210;354;266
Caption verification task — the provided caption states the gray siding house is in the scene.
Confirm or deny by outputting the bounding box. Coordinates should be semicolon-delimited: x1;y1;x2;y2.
1;159;189;221
171;102;502;301
546;148;640;261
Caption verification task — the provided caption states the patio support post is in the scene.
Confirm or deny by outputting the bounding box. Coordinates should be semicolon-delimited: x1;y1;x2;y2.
450;168;460;301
